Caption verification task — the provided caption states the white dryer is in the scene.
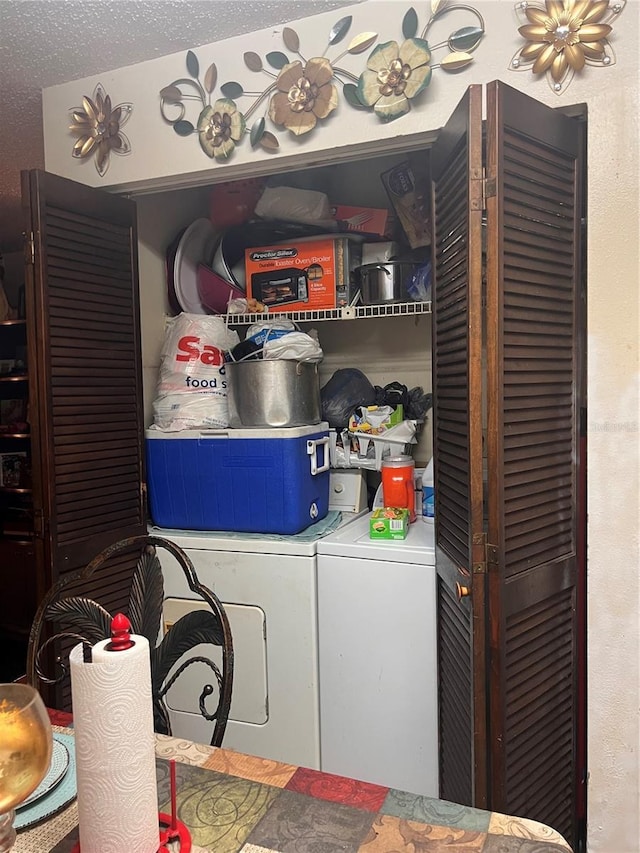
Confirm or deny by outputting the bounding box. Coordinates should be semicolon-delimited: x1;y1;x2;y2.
156;528;322;768
316;515;438;797
153;468;368;769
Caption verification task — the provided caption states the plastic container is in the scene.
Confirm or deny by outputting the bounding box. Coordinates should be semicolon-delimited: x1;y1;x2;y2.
381;454;416;522
422;457;435;522
145;423;330;534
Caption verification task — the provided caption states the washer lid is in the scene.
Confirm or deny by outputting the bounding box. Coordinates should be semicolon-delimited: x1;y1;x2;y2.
316;512;435;564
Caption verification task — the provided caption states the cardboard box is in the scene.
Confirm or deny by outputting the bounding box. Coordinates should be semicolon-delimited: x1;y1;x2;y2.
369;507;410;540
331;205;388;238
245;236;361;312
380;162;431;249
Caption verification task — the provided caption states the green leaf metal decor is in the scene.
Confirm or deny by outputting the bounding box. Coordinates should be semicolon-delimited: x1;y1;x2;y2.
186;50;199;78
220;81;244;99
343;82;367;109
403;8;419;40
449;25;484;52
174;119;194;136
250;116;266;148
266;51;290;70
156;0;485;162
329;15;353;46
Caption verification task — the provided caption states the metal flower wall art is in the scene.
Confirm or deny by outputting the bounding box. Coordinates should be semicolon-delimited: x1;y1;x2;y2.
159;16;376;159
353;2;486;122
69;84;133;176
159;2;485;162
510;0;626;94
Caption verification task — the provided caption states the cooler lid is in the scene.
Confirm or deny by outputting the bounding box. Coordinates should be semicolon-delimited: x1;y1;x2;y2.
146;422;328;440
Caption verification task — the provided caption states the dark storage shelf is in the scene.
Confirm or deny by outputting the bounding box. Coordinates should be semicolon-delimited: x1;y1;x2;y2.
0;319;26;328
0;486;32;495
0;432;30;440
0;373;28;383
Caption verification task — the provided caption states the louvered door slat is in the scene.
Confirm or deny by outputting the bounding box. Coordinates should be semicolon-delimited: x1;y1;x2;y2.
438;578;473;807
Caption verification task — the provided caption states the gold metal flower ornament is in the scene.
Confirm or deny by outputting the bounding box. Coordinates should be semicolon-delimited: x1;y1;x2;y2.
510;0;626;94
70;84;133;176
268;57;338;136
198;99;246;159
357;39;432;121
349;3;486;123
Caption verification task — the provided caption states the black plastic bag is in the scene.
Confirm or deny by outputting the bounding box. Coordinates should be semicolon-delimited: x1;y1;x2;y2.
320;368;376;430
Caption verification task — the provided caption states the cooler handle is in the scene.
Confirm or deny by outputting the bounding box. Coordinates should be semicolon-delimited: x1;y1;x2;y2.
307;437;330;475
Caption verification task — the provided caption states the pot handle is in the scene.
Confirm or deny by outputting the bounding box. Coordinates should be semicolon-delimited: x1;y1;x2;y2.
307;436;330;475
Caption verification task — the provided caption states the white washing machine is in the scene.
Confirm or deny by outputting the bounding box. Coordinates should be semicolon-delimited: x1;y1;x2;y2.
316;514;438;797
153;469;368;769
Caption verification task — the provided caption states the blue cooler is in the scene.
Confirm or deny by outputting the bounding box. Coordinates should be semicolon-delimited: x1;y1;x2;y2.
146;423;330;534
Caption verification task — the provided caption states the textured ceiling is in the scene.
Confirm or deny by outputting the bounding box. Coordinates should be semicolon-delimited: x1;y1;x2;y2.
0;0;358;252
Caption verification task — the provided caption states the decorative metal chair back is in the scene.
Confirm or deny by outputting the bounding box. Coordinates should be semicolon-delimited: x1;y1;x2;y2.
26;535;234;747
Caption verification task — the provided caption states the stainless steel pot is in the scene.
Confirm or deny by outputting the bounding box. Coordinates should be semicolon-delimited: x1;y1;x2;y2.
226;360;321;428
356;261;418;304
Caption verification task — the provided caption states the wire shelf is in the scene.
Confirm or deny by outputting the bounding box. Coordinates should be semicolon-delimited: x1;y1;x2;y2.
225;301;432;326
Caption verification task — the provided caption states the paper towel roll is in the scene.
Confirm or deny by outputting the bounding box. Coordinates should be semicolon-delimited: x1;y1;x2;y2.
69;634;159;853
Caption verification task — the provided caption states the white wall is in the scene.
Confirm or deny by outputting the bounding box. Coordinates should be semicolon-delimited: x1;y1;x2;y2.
41;2;640;849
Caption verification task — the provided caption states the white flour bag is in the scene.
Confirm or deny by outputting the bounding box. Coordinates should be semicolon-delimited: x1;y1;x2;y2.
152;314;239;430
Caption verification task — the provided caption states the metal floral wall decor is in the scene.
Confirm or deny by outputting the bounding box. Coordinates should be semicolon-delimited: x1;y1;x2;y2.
69;84;133;176
159;1;485;162
352;1;486;122
510;0;626;94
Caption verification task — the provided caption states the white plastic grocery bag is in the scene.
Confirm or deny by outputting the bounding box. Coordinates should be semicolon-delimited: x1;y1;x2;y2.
152;314;239;431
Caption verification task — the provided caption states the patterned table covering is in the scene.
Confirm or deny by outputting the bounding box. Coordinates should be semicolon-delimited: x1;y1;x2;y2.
16;727;573;853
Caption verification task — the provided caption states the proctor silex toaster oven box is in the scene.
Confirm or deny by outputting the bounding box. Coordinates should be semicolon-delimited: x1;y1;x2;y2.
245;236;361;312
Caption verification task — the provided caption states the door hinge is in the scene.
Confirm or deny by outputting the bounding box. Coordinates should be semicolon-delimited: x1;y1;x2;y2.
24;231;35;266
470;167;484;211
482;169;496;210
486;543;499;571
472;531;486;574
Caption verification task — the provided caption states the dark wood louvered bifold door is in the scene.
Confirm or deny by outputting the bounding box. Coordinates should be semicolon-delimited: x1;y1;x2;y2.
430;84;488;809
484;81;584;847
22;169;146;591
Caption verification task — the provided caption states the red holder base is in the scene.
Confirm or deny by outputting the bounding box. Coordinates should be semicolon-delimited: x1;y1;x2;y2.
158;811;192;852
